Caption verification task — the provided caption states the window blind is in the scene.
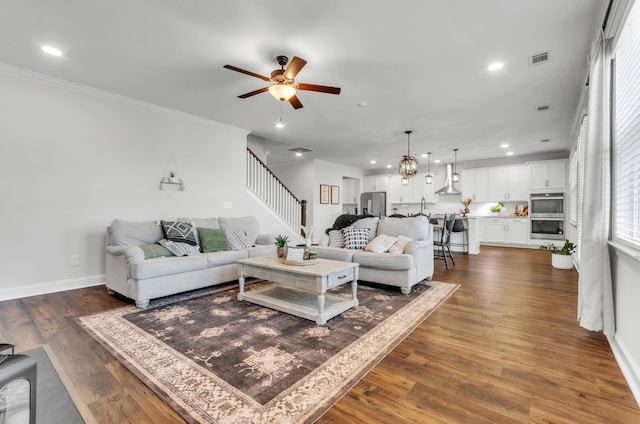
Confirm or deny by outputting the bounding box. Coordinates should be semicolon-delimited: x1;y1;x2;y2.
577;115;587;261
614;0;640;249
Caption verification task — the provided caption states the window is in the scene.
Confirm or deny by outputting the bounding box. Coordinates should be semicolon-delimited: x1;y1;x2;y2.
614;0;640;249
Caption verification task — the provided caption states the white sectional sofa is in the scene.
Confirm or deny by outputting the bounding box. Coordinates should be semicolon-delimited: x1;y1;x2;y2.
313;216;434;295
105;216;275;308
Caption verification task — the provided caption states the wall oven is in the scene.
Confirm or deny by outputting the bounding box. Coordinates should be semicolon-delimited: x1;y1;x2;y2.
530;193;565;240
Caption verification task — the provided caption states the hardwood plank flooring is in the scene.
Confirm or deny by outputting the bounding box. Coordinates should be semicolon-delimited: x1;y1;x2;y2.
1;246;639;423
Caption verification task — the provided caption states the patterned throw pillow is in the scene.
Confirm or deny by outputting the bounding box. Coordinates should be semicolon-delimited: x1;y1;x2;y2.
328;229;345;248
198;228;229;253
159;239;201;256
161;220;198;246
342;227;370;250
227;230;252;250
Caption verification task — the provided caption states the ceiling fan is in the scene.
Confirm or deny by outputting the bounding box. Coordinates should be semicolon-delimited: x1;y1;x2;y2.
223;55;341;109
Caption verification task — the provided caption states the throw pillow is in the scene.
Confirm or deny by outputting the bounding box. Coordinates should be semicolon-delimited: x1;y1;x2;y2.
328;229;345;248
140;244;173;259
159;239;201;256
388;235;414;254
365;234;398;253
218;216;260;246
351;217;380;241
227;230;252;250
198;228;229;253
161;220;198;246
342;227;370;250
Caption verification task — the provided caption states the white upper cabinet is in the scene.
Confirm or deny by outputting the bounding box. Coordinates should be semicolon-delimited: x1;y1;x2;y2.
460;168;489;201
363;174;390;192
488;165;528;201
389;173;435;204
342;178;359;204
529;161;567;191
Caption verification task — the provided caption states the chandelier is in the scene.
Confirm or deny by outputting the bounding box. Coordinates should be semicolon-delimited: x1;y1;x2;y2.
398;130;419;179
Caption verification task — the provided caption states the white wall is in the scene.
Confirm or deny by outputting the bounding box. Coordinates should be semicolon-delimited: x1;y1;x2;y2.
0;66;292;300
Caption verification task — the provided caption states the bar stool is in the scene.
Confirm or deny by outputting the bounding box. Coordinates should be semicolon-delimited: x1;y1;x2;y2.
450;217;469;254
0;345;37;424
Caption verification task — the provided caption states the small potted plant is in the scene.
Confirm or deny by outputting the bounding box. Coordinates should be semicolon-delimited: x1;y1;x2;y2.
539;240;576;269
274;235;290;258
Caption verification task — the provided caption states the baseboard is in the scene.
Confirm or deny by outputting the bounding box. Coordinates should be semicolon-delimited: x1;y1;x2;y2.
0;274;105;301
608;334;640;407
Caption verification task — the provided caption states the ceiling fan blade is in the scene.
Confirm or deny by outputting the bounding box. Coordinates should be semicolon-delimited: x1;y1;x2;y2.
289;95;303;109
284;56;307;80
223;64;270;82
238;87;269;98
297;83;341;95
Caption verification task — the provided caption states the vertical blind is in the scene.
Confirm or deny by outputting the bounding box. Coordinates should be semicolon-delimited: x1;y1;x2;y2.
614;0;640;248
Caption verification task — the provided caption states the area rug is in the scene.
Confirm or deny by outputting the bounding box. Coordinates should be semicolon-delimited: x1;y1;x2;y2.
79;280;458;423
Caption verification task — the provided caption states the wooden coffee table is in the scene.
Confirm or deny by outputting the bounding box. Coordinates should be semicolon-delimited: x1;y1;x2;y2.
237;256;359;325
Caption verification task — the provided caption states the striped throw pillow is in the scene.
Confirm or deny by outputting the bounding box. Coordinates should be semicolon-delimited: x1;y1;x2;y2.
328;230;345;248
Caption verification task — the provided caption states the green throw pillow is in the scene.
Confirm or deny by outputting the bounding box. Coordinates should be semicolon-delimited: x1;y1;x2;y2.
140;244;173;259
198;228;229;253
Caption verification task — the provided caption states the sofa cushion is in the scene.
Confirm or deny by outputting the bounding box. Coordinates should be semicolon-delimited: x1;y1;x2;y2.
312;246;355;262
365;234;398;253
352;251;413;270
198;228;229;253
131;255;208;280
342;227;370;250
227;230;252;250
328;230;345;248
161;220;198;246
178;217;220;229
377;216;431;241
388;235;414;254
109;220;163;246
159;239;201;256
351;217;380;241
219;216;260;246
140;244;173;259
203;249;248;267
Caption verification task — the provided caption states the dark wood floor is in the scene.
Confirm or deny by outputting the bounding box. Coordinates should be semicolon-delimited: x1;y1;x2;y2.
2;246;639;423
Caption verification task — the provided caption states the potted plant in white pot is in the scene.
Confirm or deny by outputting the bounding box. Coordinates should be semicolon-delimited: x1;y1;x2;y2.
539;240;576;269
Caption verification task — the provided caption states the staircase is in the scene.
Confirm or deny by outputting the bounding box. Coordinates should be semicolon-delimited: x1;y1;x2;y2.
246;148;307;236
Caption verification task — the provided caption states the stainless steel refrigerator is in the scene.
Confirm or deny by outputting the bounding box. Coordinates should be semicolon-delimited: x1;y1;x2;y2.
360;192;387;217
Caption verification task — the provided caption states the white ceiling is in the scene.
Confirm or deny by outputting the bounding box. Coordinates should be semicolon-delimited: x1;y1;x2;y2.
1;0;605;170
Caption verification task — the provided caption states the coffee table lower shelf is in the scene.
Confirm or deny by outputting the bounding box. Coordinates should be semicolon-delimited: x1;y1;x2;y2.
240;285;356;325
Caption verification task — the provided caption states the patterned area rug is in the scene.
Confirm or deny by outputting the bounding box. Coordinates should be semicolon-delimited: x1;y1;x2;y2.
79;279;458;423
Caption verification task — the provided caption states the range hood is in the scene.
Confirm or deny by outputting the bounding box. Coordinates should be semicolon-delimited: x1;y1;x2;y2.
435;163;461;195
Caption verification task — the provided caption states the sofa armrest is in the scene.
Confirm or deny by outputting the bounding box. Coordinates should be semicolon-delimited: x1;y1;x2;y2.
105;245;144;264
404;241;420;255
255;233;274;245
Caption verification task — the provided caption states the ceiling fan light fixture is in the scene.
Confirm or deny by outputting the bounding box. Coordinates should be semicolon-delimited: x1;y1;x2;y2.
268;83;296;101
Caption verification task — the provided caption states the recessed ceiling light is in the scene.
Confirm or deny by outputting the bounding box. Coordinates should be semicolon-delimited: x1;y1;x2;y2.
421;153;429;158
295;152;303;157
506;151;514;156
434;159;441;164
41;45;62;56
275;121;285;129
357;102;367;107
386;164;392;168
501;143;509;148
370;160;376;164
488;62;504;71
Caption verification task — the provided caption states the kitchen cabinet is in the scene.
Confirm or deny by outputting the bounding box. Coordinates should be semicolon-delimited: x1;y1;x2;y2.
529;161;567;190
342;178;359;204
488;165;528;201
389;174;412;203
460;168;489;201
485;218;528;245
363;174;389;192
413;172;435;203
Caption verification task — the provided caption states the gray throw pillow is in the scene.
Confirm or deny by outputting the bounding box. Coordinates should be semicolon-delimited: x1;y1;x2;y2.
161;220;198;246
227;230;252;250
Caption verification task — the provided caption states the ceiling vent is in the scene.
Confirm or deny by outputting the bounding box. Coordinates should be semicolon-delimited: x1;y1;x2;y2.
537;105;550;112
529;51;550;66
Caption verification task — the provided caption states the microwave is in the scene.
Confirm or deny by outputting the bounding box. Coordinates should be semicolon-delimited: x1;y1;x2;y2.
530;193;564;217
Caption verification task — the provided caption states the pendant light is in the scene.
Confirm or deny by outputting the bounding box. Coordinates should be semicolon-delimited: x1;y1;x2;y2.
401;176;409;186
398;130;418;179
452;148;460;183
425;152;433;184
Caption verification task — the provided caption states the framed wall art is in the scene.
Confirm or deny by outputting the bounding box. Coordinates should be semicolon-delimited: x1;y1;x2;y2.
320;184;330;204
331;185;340;204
